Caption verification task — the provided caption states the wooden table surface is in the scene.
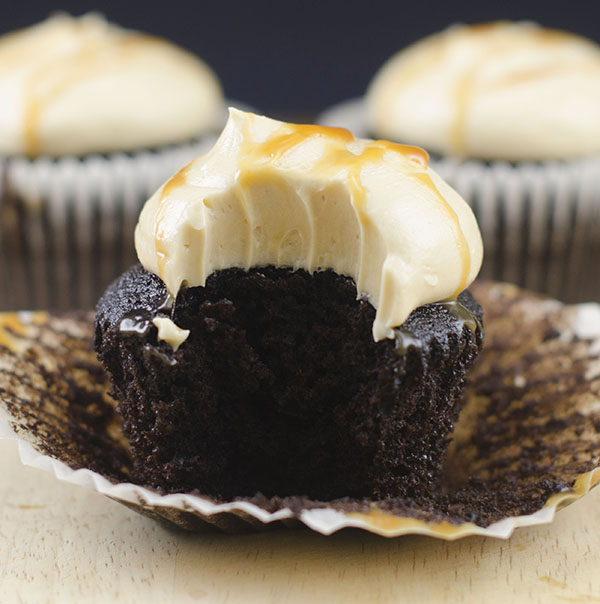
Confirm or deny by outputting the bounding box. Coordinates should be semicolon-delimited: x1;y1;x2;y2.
1;438;600;604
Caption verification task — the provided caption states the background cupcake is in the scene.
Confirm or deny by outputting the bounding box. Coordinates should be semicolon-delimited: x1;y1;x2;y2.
333;22;600;302
0;12;226;311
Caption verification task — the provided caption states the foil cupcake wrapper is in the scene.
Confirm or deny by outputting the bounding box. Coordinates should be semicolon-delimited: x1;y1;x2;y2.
318;99;600;302
1;281;600;538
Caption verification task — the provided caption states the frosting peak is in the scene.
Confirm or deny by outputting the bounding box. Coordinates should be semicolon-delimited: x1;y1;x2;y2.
135;110;483;341
0;13;224;156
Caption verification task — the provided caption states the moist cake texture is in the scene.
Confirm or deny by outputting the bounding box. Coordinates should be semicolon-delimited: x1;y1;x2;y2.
96;264;483;500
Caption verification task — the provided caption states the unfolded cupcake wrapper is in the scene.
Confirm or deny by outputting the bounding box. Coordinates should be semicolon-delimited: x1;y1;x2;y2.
318;99;600;303
1;281;599;538
0;138;216;312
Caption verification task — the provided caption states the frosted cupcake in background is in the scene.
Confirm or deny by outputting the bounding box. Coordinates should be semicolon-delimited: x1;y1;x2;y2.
366;22;600;301
0;13;226;311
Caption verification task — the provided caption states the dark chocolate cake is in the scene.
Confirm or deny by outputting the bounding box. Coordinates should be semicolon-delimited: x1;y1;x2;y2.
95;264;483;501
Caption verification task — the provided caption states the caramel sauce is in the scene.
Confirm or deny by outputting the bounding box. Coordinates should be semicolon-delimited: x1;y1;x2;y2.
118;314;152;336
155;163;193;279
0;312;45;350
253;123;355;161
486;59;600;93
154;116;470;302
21;33;160;156
237;121;430;212
447;23;600;155
348;509;477;536
394;299;481;355
410;173;470;294
160;163;192;201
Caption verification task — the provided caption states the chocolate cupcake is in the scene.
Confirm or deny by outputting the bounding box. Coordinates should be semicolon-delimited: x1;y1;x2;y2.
364;22;600;301
0;13;226;311
95;110;484;500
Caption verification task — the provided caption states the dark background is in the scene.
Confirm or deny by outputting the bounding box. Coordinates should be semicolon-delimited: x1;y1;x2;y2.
4;1;600;116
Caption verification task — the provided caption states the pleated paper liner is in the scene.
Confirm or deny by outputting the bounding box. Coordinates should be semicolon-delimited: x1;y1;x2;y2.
1;281;600;538
0;102;256;313
318;99;600;303
0;140;214;313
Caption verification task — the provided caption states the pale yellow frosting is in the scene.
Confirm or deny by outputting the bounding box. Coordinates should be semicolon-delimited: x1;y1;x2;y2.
135;109;483;341
152;317;190;351
366;22;600;161
0;13;224;156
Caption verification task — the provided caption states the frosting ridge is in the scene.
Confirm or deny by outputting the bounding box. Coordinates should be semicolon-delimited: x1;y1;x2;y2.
135;109;483;341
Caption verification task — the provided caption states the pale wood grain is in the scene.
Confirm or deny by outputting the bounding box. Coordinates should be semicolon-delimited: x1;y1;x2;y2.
1;438;599;604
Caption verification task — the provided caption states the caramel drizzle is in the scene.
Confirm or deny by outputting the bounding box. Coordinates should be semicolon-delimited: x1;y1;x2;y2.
155;163;193;279
410;172;470;296
19;30;161;156
241;123;469;295
386;23;600;157
0;312;46;350
154;118;471;297
449;23;600;155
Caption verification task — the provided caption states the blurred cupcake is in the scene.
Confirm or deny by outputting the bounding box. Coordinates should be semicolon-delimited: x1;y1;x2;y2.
0;13;225;311
366;22;600;301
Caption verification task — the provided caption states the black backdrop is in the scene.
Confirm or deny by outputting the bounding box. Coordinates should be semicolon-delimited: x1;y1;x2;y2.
4;0;600;116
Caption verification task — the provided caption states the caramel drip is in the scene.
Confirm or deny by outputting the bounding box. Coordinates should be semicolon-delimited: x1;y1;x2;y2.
22;33;161;156
486;59;600;93
348;509;474;535
160;163;192;201
236;125;434;292
0;312;45;350
155;163;193;279
411;173;470;296
450;48;493;156
448;23;600;155
154;203;171;282
253;124;355;162
153;117;470;301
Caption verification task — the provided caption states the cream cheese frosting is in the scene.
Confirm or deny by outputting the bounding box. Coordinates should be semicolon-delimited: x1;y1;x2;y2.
0;13;224;156
135;109;483;341
366;22;600;161
152;317;190;351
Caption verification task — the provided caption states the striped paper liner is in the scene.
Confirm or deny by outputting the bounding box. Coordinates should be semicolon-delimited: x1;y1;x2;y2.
318;98;600;302
0;138;215;311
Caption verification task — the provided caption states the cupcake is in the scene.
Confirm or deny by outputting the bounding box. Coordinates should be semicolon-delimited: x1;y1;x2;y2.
365;22;600;301
0;13;225;311
94;109;484;501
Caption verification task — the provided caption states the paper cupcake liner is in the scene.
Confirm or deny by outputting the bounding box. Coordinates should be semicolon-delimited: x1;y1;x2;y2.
435;157;600;302
0;100;257;313
318;99;600;302
0;138;215;312
1;281;600;538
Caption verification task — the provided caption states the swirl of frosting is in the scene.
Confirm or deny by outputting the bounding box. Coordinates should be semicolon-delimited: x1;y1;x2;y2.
366;22;600;161
135;109;483;341
0;13;224;156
